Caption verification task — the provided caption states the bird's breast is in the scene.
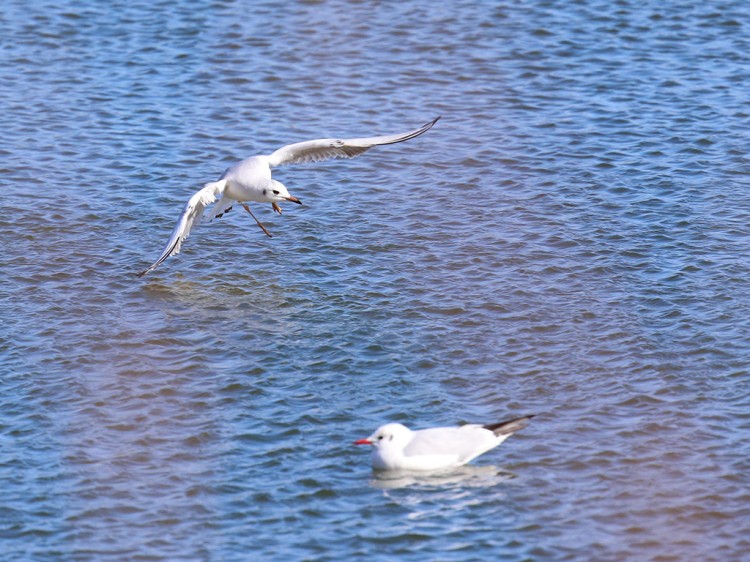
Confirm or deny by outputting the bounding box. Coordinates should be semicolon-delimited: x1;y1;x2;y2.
222;156;273;202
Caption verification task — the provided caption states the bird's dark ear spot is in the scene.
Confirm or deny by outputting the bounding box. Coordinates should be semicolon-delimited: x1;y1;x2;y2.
262;189;267;195
389;435;394;441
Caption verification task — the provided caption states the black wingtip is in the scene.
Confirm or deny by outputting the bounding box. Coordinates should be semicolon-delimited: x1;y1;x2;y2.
135;265;154;278
484;414;536;436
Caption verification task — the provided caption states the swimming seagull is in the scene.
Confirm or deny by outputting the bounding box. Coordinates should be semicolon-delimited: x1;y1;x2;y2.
354;415;534;472
136;116;440;277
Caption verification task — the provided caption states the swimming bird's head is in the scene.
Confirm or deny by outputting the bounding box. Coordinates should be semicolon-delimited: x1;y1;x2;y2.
354;423;412;451
264;179;302;205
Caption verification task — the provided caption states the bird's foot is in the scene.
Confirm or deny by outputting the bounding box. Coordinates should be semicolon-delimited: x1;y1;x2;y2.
213;206;232;220
257;223;273;238
241;203;273;238
272;202;282;215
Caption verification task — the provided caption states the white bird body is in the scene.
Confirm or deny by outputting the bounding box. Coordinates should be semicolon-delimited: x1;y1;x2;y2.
136;117;440;277
220;156;274;203
355;415;534;472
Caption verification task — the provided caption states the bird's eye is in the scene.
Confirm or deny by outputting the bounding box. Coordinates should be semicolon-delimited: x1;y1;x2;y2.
377;435;384;440
272;190;280;195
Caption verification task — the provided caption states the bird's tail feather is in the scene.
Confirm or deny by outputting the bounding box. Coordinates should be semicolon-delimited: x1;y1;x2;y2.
484;415;535;436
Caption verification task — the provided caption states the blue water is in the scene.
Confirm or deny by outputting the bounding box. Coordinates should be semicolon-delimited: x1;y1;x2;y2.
2;1;750;560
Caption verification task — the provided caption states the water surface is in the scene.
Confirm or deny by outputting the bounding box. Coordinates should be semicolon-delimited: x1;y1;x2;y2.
2;1;749;560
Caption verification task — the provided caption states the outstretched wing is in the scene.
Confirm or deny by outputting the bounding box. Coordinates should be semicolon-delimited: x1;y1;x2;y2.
136;179;226;277
266;116;440;168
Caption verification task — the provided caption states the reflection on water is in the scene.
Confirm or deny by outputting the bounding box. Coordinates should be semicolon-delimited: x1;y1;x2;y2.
371;465;515;491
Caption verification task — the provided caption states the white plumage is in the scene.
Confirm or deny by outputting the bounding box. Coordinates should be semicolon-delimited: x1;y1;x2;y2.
355;415;534;472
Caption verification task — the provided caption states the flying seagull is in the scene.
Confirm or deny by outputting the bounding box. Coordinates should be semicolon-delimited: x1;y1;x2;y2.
354;415;534;472
136;116;440;277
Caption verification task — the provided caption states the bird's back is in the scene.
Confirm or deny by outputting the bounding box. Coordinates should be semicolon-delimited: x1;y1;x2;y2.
221;155;271;184
403;425;499;466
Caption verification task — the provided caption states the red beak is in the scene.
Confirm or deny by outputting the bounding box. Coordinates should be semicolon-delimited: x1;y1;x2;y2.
353;438;372;446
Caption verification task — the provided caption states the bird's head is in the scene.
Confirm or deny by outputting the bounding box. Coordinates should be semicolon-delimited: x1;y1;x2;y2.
354;423;412;450
264;179;302;204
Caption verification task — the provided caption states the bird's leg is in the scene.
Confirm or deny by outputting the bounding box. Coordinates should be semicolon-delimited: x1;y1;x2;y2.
241;203;273;238
272;202;282;215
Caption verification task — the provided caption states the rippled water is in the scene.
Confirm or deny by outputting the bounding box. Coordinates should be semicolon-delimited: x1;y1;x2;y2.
2;0;750;560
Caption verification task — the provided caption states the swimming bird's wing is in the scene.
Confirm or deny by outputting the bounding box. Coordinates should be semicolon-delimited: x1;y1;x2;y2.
483;415;535;436
266;117;440;168
136;180;226;277
403;426;496;465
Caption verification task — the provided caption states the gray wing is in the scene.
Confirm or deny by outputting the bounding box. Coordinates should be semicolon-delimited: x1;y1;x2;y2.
136;180;226;277
266;117;440;168
403;425;496;464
